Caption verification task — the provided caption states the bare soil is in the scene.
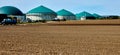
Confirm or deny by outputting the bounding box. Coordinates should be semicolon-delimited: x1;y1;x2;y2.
48;19;120;25
0;23;120;55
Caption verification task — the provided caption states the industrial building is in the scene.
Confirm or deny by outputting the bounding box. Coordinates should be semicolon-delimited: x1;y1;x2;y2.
0;5;112;24
76;11;96;20
57;9;76;20
0;6;26;22
92;13;102;19
26;5;57;22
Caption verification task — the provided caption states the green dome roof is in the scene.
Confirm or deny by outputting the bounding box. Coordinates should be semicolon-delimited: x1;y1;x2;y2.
0;6;23;15
93;13;102;18
27;6;56;15
76;11;95;20
57;9;75;16
76;11;94;18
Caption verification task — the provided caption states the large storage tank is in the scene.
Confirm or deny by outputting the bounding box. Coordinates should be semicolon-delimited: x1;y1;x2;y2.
57;9;76;20
26;5;57;22
0;6;26;22
93;13;102;19
76;11;95;20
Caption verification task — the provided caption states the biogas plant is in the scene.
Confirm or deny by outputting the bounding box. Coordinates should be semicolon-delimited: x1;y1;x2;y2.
0;5;119;25
0;6;26;22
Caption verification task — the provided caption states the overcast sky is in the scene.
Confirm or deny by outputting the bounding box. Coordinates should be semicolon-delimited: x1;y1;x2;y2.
0;0;120;15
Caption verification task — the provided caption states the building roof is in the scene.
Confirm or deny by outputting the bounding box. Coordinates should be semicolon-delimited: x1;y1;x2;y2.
0;6;23;15
76;11;94;18
27;5;56;15
93;13;102;18
57;9;75;16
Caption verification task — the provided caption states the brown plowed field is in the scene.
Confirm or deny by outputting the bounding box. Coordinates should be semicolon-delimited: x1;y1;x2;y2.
0;21;120;55
48;19;120;25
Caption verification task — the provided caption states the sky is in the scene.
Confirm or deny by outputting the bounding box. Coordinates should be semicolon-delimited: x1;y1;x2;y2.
0;0;120;15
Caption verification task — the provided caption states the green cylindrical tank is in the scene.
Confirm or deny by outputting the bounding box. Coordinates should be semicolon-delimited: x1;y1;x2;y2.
76;11;95;20
26;5;57;22
57;9;76;20
0;6;26;22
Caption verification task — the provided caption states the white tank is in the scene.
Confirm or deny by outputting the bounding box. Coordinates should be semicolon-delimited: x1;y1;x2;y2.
81;16;86;20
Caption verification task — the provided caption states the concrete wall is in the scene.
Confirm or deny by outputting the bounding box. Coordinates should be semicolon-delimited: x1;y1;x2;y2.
26;14;56;22
57;16;76;20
